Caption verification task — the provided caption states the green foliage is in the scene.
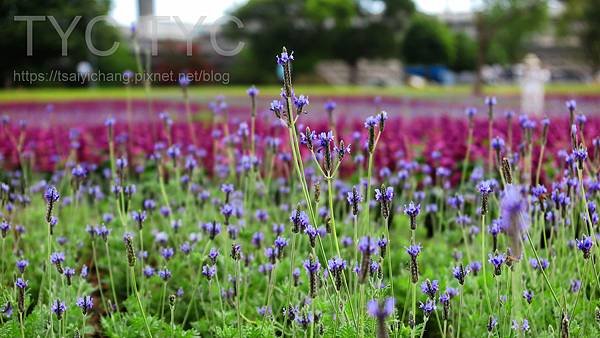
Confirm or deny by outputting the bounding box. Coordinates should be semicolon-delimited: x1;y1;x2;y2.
558;0;600;72
101;304;198;338
305;0;356;25
452;32;477;71
0;0;132;86
226;0;415;83
478;0;548;65
401;15;455;65
0;306;46;338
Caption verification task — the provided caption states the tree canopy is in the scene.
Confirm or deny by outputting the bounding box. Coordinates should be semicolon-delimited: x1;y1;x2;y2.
0;0;133;86
401;15;455;66
225;0;416;83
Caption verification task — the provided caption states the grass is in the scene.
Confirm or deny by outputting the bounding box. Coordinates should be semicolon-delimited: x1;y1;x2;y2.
1;83;599;102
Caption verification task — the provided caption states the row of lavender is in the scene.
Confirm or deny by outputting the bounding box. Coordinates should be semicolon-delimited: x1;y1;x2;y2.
0;48;599;337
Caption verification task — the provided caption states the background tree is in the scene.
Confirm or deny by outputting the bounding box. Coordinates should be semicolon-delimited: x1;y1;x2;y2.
452;32;477;71
226;0;415;84
558;0;600;74
401;15;455;66
473;0;548;94
0;0;134;87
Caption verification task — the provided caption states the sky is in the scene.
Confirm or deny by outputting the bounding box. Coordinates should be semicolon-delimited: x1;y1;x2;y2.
109;0;475;26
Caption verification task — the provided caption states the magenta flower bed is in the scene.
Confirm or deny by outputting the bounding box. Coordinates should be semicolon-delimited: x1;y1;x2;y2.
1;97;598;177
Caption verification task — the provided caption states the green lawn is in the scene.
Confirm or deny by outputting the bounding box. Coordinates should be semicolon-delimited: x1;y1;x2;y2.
0;83;598;102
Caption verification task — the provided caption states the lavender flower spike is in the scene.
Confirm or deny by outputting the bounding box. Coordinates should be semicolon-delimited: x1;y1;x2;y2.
404;201;421;230
367;297;395;338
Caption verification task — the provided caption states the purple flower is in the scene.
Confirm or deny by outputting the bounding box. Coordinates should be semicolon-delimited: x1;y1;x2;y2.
221;183;234;194
375;187;394;202
160;247;175;261
478;180;493;195
95;225;111;241
294;95;309;110
202;265;217;280
447;195;464;209
485;96;497;106
247;85;259;97
439;292;450;306
529;258;549;270
327;257;347;272
364;116;377;129
63;267;75;279
465;107;477;119
51;300;67;319
115;157;128;171
15;278;28;289
202;221;221;240
488;254;506;275
406;244;422;258
270;100;284;118
419;299;436;317
1;302;12;318
488;316;498;332
324;100;336;113
290;209;310;233
452;265;469;285
44;186;60;204
300;129;316;147
420;279;439;299
304;226;318;247
359;236;378;255
179;242;191;255
131;211;145;229
158;269;172;281
0;220;10;238
104;117;116;127
178;74;190;87
16;260;29;274
570;279;581;293
76;296;94;315
316;131;334;150
366;297;395;319
208;248;219;264
489;220;503;236
403;202;420;217
50;252;65;265
255;210;268;222
500;185;528;256
531;185;547;198
276;50;294;65
231;243;242;260
491;137;505;151
512;319;530;332
572;148;588;163
377;237;388;254
274;236;288;250
257;305;272;317
251;232;264;248
143;266;155;278
71;165;86;179
303;258;321;274
576;236;593;259
522;289;534;304
341;236;353;247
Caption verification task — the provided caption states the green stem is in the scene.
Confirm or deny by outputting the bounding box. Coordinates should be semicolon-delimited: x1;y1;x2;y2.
480;214;492;313
104;241;119;311
130;267;153;337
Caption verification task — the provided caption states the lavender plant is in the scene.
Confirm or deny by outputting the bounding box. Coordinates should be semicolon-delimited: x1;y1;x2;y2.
0;48;599;338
